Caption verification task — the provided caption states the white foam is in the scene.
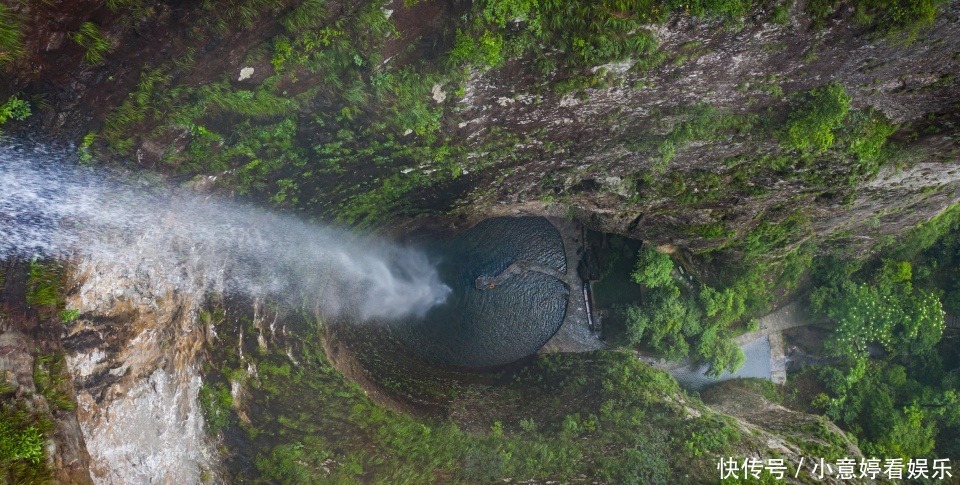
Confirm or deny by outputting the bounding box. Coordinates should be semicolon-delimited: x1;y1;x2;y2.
0;142;450;321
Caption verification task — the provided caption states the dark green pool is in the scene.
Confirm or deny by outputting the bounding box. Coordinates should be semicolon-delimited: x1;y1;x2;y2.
393;217;569;368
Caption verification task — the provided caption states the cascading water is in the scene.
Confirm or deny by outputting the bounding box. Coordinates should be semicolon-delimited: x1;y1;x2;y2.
0;142;450;321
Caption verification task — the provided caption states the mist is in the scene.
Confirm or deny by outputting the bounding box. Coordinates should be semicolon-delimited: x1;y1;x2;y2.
0;142;450;321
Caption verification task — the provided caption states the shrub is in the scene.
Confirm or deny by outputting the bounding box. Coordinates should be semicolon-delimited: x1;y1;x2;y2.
0;95;31;126
783;83;851;152
846;111;897;164
199;383;233;433
695;325;745;377
449;30;505;69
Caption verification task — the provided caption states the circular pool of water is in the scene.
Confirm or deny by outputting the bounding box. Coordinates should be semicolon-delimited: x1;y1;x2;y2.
393;217;569;368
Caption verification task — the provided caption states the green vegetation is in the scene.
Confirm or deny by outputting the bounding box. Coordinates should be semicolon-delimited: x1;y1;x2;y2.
616;85;897;220
199;382;233;434
0;95;31;127
77;133;97;164
770;2;791;25
34;353;77;412
90;0;479;224
58;308;80;324
0;354;69;483
812;259;944;358
631;246;674;288
0;4;23;65
451;0;753;72
800;203;960;459
0;409;49;483
610;201;814;372
76;0;902;230
26;260;64;309
608;246;746;376
656;106;754;170
0;380;53;483
0;268;75;483
782;83;851;153
808;0;945;41
71;22;111;65
201;304;756;483
771;84;898;193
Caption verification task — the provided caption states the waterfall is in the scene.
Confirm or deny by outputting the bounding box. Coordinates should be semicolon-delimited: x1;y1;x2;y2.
0;142;450;321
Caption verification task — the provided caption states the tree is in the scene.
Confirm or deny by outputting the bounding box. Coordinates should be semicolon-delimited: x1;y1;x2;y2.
631;247;674;288
622;304;649;345
695;325;745;377
812;259;945;359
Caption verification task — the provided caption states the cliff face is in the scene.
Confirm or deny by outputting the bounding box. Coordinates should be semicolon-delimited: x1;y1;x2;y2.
62;258;218;483
2;0;958;256
0;261;92;484
455;2;960;253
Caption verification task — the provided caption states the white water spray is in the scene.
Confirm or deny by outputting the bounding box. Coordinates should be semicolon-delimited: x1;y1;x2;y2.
0;142;450;321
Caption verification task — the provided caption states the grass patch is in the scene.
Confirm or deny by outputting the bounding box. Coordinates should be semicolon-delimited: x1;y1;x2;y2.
26;261;64;309
71;22;111;65
0;4;23;65
33;353;76;412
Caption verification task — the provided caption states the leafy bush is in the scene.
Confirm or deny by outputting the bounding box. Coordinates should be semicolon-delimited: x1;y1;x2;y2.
618;245;746;375
845;110;897;164
855;0;944;41
449;30;506;70
681;415;740;457
657;106;753;169
454;0;752;70
0;95;31;126
695;325;745;377
807;0;943;40
782;83;851;152
806;206;960;459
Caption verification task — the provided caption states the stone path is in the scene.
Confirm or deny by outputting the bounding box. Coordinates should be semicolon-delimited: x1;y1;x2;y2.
539;217;606;353
768;331;787;384
734;300;813;346
475;260;566;290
